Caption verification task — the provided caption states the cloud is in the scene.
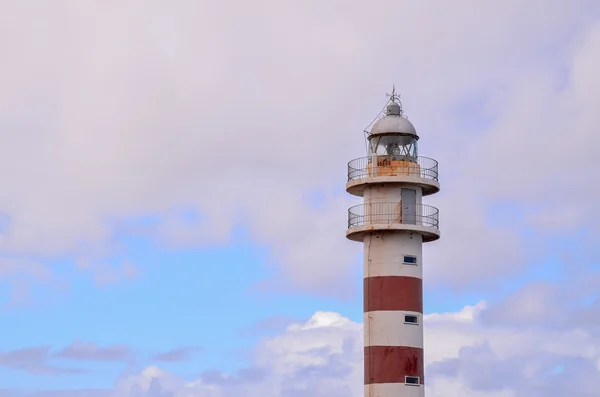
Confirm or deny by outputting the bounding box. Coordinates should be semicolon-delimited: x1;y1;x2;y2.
0;346;83;375
0;346;50;372
6;283;599;396
0;341;140;377
1;0;599;298
0;258;62;307
152;347;203;363
478;271;600;331
238;315;301;337
54;341;133;362
2;390;107;397
103;311;363;397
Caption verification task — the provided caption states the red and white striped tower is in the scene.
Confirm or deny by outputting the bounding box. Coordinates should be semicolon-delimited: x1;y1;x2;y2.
346;88;440;397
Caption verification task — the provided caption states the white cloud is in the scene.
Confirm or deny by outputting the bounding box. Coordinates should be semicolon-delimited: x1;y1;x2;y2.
12;285;594;396
2;267;599;395
1;0;600;297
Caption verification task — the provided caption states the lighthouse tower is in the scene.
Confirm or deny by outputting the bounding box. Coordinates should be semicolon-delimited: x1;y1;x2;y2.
346;89;440;397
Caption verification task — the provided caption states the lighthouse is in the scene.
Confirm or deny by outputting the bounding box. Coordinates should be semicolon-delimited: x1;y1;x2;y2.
346;88;440;397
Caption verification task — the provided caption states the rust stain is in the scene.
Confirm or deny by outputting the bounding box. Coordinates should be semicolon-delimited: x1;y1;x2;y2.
366;158;422;178
404;352;418;373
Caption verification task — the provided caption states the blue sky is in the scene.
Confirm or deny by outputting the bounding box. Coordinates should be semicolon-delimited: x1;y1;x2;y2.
2;1;600;396
2;211;498;390
1;230;364;390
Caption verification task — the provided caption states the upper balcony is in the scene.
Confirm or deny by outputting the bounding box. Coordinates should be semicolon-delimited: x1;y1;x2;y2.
346;202;440;242
346;155;440;197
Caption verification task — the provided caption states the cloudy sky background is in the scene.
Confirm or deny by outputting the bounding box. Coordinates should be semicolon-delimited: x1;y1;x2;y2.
1;0;600;395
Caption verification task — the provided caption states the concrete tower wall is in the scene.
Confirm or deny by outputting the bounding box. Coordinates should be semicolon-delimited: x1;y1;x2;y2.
363;184;423;205
363;231;424;397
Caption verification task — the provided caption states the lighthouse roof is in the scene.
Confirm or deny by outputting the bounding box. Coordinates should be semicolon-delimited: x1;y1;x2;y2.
370;110;417;136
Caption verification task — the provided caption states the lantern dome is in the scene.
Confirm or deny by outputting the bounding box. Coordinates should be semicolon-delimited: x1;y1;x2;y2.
370;105;417;137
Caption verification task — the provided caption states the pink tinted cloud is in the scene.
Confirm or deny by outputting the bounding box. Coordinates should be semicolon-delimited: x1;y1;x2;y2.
0;346;85;375
153;346;203;362
54;341;132;362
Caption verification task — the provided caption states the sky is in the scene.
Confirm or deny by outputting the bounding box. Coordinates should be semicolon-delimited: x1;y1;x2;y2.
1;0;600;396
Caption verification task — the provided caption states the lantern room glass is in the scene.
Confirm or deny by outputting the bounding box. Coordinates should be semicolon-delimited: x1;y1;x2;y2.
368;134;418;160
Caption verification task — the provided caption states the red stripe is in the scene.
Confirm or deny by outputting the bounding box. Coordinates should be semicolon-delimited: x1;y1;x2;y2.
364;346;424;384
364;276;422;313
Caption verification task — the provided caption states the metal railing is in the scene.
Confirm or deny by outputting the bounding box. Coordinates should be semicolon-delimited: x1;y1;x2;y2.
347;155;438;182
348;202;439;229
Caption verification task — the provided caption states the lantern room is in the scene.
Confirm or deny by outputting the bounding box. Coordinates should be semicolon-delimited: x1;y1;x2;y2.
364;94;422;179
367;100;419;162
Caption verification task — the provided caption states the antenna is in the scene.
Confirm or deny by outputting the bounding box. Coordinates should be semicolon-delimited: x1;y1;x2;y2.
386;85;401;104
385;85;403;116
361;86;404;153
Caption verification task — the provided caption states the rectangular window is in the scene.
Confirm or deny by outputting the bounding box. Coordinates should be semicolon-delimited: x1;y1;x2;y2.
404;315;418;324
403;255;417;265
405;376;420;385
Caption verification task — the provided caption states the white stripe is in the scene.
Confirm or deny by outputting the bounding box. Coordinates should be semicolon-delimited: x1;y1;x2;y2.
364;232;423;279
364;311;423;348
364;261;422;279
365;383;424;397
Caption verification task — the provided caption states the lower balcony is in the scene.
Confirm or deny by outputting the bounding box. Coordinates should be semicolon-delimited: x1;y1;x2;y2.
346;202;440;242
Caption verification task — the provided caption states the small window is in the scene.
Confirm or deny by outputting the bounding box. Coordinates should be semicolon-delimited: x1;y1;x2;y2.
404;315;418;325
405;376;420;385
403;255;417;265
